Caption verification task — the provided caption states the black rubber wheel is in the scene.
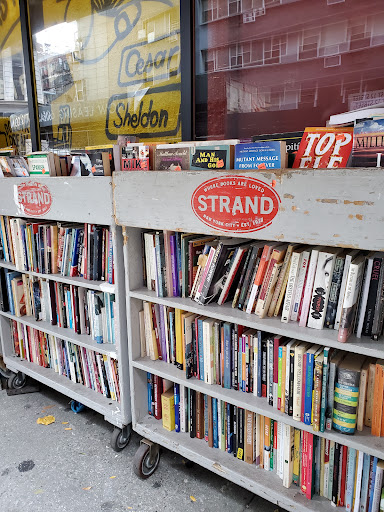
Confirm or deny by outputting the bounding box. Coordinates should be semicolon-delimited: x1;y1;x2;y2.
184;460;194;469
111;425;132;452
8;372;27;390
133;443;160;479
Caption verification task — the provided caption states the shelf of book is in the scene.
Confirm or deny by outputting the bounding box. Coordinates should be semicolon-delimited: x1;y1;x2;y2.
132;357;384;460
133;412;331;512
0;177;131;438
0;310;117;357
3;355;123;426
0;261;115;292
130;289;384;360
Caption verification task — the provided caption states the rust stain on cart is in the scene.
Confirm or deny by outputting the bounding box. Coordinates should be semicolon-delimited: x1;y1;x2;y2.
212;462;226;473
316;198;338;204
344;200;374;206
356;214;364;220
283;193;294;199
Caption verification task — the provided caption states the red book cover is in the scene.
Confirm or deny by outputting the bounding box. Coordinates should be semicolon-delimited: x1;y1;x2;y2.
301;430;308;495
338;445;348;507
293;127;353;169
306;433;314;500
301;352;307;423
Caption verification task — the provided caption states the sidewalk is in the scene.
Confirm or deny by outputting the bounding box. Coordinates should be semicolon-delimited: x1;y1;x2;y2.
0;383;280;512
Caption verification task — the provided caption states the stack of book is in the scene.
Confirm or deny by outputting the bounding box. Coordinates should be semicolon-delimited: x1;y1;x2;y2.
11;320;120;401
0;269;116;344
141;232;384;343
0;216;114;283
148;374;384;506
140;304;384;438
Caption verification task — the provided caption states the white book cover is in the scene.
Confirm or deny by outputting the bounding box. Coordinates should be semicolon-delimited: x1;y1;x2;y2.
279;422;285;480
334;250;359;330
290;249;310;322
253;334;258;397
338;256;366;342
203;318;215;384
307;249;340;329
284;339;296;414
144;233;153;291
299;248;320;327
276;421;282;478
281;250;302;323
323;439;330;498
371;462;384;512
353;451;364;512
283;424;294;488
292;342;311;421
356;257;374;338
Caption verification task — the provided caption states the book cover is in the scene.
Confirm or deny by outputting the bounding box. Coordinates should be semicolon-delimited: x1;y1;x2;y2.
121;144;149;171
234;141;287;170
154;146;191;171
252;131;303;168
292;128;353;168
161;388;175;431
190;145;232;170
351;119;384;167
324;252;346;329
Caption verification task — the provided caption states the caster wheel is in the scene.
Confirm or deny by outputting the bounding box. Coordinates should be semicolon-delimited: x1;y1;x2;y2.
71;401;86;413
133;443;160;479
111;424;132;452
8;372;27;390
184;460;194;469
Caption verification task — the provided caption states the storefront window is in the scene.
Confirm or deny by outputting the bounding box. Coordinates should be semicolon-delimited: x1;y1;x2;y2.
0;0;29;154
27;0;181;150
195;0;384;140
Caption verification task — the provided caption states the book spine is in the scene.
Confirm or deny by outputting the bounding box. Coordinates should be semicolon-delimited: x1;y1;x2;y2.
312;357;323;431
363;257;382;336
307;252;337;329
281;251;300;323
324;255;345;329
304;352;314;426
291;251;310;322
320;347;330;432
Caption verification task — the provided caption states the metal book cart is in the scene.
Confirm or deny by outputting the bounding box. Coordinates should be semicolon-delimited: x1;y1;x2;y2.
0;177;131;451
114;168;384;510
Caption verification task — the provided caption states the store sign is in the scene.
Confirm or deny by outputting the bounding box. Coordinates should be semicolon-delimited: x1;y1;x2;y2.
191;175;280;233
349;90;384;110
16;182;52;217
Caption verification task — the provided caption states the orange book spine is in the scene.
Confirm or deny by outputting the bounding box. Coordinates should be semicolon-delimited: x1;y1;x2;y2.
372;364;384;436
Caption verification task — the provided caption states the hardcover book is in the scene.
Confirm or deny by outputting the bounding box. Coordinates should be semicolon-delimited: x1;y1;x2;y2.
292;128;353;168
27;152;58;176
114;143;150;171
234;141;287;170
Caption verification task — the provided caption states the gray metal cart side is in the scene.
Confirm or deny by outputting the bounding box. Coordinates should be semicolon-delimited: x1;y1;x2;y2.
0;177;131;451
114;168;384;510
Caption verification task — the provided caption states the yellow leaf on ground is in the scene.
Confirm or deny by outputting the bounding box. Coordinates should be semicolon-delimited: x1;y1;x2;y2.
62;421;69;424
34;489;44;494
110;476;117;479
64;428;72;431
82;487;92;491
36;415;55;425
41;405;55;411
190;496;196;502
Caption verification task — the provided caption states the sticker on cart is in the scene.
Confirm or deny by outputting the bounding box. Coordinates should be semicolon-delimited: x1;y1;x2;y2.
15;181;53;217
191;175;280;233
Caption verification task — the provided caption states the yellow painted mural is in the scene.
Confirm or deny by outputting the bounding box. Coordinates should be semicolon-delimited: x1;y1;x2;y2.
32;0;182;149
0;0;21;53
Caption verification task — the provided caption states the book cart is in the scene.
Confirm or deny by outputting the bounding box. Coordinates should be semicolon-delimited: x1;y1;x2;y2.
114;168;384;510
0;177;132;451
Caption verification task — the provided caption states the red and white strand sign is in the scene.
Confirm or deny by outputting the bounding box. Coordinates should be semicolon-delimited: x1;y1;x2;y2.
191;175;280;233
16;181;52;217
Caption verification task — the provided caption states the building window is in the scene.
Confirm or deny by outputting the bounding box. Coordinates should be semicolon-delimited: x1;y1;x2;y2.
299;29;321;60
202;49;216;72
264;35;287;64
348;18;372;50
201;0;218;23
228;0;242;16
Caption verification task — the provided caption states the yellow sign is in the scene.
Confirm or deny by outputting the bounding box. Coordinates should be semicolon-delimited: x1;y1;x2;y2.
0;0;21;53
34;0;182;148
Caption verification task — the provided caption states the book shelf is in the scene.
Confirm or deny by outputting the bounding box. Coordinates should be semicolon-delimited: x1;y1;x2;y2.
0;177;132;451
114;169;384;509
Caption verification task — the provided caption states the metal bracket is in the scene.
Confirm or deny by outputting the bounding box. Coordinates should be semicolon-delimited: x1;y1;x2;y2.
140;439;159;465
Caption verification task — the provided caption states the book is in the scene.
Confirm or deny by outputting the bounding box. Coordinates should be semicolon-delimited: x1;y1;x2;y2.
372;360;384;437
281;246;306;323
292;127;353;168
338;254;367;342
27;152;58;176
332;353;365;434
334;250;360;331
234;141;287;170
161;388;175;431
356;254;375;338
114;143;149;171
247;242;278;314
357;358;371;431
307;248;341;330
190;145;233;170
351;118;384;167
154;145;191;171
362;253;384;337
324;252;346;329
252;132;304;168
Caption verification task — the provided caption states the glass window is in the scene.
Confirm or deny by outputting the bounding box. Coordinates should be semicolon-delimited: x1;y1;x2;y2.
0;1;29;154
195;0;384;140
28;0;181;151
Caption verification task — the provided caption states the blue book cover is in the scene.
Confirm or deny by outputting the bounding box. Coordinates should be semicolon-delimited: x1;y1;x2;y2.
174;383;180;432
223;322;231;389
368;457;378;512
70;228;81;272
257;331;262;397
204;394;208;441
234;141;285;170
345;448;357;511
67;290;73;330
238;335;243;392
320;347;330;432
212;398;218;448
147;372;153;415
197;317;204;381
5;270;21;315
304;352;315;425
108;230;113;284
360;453;371;512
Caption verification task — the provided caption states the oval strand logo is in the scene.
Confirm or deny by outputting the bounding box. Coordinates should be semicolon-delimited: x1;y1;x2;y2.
16;182;53;217
191;175;280;233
